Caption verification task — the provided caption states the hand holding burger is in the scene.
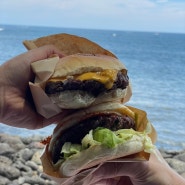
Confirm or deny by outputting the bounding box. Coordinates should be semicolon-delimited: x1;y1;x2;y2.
0;45;65;129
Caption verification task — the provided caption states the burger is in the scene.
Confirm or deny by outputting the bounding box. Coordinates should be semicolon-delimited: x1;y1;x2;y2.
40;102;157;178
44;54;131;109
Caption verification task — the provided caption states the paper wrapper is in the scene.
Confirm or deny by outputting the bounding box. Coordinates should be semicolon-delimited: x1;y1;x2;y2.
29;56;61;118
39;106;157;185
29;56;132;119
41;152;151;185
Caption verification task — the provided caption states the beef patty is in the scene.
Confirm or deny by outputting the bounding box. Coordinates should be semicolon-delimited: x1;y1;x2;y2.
51;112;135;164
45;71;129;96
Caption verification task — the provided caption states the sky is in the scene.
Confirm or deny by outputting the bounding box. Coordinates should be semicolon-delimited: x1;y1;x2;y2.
1;0;185;33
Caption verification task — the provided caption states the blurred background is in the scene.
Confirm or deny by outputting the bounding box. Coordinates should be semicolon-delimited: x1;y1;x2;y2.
0;0;185;151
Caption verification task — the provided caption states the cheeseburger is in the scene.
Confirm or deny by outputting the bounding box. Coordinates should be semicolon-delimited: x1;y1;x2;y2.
41;102;156;178
44;54;131;109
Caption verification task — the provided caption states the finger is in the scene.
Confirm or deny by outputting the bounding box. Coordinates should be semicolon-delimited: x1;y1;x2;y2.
26;45;65;63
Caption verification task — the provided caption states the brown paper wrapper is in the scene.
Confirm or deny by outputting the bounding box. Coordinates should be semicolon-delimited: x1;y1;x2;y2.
29;56;62;118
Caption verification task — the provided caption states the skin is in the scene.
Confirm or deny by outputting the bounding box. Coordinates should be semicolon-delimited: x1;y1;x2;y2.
0;46;184;185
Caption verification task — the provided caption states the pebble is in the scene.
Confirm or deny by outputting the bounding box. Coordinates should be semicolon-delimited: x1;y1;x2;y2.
0;133;184;184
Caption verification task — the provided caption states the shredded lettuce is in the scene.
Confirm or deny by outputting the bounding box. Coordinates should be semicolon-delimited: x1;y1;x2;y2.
60;127;155;159
61;142;82;159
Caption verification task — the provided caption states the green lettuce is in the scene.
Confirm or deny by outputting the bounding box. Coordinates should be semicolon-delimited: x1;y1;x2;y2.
60;127;154;159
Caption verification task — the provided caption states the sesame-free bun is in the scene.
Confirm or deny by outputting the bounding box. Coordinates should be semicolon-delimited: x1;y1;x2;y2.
23;33;116;58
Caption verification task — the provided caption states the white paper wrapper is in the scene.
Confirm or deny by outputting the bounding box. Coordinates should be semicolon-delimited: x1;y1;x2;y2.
29;56;132;118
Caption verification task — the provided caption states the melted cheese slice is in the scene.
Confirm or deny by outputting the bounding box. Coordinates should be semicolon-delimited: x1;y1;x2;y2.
76;69;117;89
115;107;135;119
49;69;118;89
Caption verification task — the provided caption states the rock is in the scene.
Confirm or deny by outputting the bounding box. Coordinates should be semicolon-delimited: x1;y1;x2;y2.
0;155;13;165
18;176;25;184
0;133;25;151
31;150;42;165
13;160;32;173
165;158;185;174
18;148;34;161
24;175;46;185
0;143;15;155
160;149;174;158
8;179;19;185
28;141;44;150
26;160;39;171
0;163;20;180
0;175;10;185
21;137;33;145
174;152;185;162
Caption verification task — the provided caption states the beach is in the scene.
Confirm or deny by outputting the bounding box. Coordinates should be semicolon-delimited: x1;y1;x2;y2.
0;133;185;185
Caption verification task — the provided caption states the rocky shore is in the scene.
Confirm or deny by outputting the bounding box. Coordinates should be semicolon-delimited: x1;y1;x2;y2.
0;133;185;185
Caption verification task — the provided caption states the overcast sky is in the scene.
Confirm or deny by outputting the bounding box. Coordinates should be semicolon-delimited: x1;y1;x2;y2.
1;0;185;33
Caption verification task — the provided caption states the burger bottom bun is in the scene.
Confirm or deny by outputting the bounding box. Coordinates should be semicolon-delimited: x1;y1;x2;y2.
49;88;127;109
41;121;156;178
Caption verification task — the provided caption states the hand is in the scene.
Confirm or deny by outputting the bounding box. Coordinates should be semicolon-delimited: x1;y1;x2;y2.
86;149;185;185
0;45;65;129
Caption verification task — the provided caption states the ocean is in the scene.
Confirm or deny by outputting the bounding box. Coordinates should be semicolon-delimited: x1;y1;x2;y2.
0;24;185;151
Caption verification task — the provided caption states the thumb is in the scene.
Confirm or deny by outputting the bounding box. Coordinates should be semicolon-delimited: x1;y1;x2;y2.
86;160;149;185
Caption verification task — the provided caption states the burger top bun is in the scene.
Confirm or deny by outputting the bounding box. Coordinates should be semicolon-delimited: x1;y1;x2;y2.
23;33;116;58
51;54;127;78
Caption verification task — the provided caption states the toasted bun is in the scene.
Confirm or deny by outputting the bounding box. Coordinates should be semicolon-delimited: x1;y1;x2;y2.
50;54;126;78
40;102;157;178
23;33;116;58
